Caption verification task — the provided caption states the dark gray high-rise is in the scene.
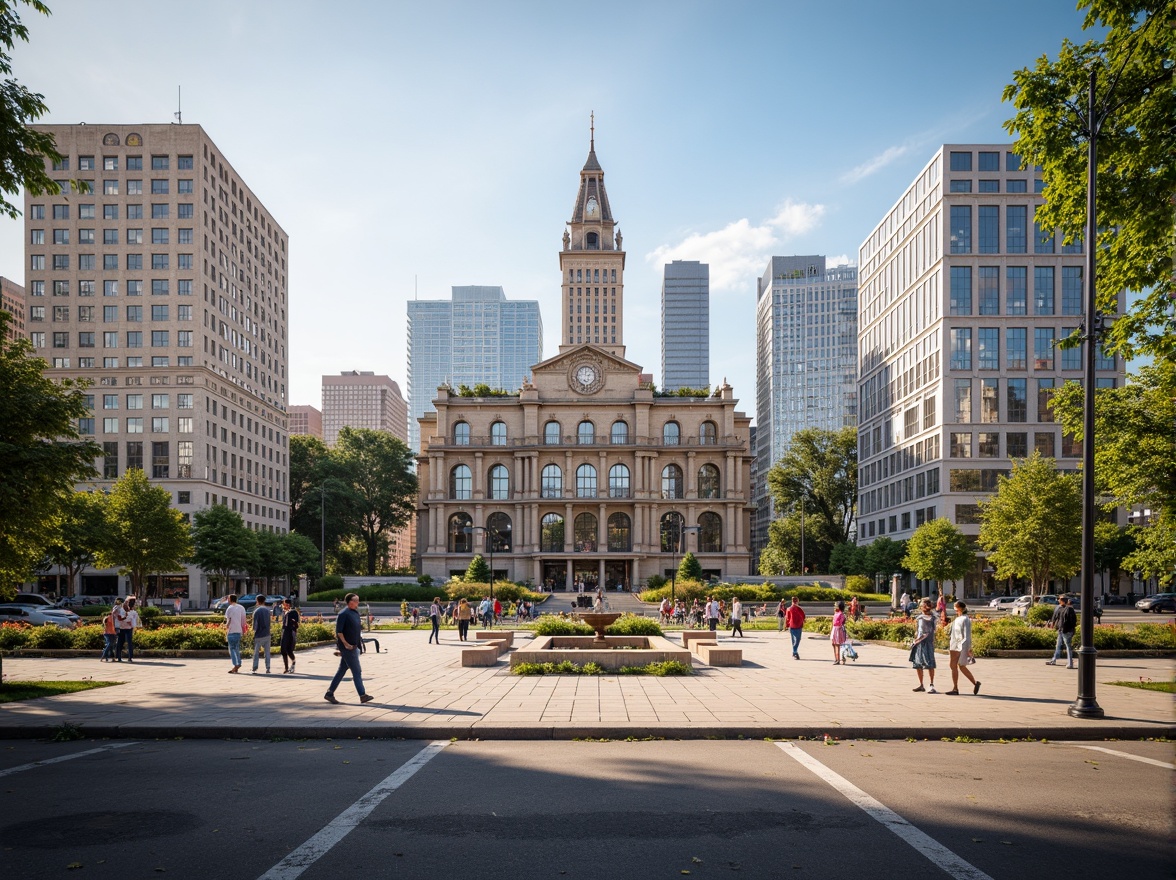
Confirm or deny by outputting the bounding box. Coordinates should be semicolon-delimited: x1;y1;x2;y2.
660;260;709;390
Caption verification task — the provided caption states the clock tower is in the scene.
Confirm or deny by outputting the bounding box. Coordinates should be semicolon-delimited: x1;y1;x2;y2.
559;116;625;357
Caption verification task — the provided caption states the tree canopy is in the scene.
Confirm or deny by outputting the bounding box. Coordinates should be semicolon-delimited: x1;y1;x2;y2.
1003;0;1175;365
978;454;1082;596
464;553;491;583
191;504;256;594
0;313;100;597
334;427;418;576
95;468;191;596
902;519;975;595
765;426;857;573
44;490;108;598
677;551;703;581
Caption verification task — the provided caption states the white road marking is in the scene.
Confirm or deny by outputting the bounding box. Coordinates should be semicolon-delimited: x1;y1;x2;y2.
1074;745;1175;770
777;742;994;880
0;741;139;778
257;740;449;880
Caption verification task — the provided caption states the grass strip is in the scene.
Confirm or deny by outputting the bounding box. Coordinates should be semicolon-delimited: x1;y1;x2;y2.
0;680;122;703
1106;680;1176;694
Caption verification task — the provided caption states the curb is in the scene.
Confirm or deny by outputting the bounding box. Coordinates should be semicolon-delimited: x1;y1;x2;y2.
0;722;1171;743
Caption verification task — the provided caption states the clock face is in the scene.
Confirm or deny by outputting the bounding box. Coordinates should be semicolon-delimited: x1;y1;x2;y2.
577;365;596;386
586;196;599;218
570;361;603;394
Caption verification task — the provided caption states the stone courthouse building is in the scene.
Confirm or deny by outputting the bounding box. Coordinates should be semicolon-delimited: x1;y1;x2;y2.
416;133;754;588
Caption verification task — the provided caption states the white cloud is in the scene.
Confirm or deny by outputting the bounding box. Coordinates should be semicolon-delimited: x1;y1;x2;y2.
645;200;826;293
839;143;912;185
826;253;853;267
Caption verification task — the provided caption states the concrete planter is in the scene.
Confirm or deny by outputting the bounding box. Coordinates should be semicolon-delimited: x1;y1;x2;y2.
511;634;691;670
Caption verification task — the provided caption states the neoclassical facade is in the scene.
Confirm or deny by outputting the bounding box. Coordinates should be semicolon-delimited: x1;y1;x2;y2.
416;133;753;587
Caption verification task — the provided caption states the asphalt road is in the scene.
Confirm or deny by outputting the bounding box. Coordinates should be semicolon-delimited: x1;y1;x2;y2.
1;738;1171;880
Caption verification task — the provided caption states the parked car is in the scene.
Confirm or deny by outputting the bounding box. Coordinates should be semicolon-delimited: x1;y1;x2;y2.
211;594;285;612
12;593;57;608
0;604;81;628
1135;593;1176;613
988;596;1020;611
1011;594;1059;617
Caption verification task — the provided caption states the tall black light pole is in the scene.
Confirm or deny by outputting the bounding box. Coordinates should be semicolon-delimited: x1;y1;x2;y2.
1071;64;1105;718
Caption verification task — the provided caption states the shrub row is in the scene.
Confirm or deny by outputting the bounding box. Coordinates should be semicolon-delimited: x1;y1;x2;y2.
0;621;337;651
530;614;664;637
637;581;890;605
512;659;692;676
307;581;547;605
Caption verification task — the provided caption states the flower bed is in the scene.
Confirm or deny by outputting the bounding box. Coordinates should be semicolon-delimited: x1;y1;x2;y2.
0;621;337;652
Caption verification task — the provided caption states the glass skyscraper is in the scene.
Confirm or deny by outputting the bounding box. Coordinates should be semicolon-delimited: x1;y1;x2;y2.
661;260;709;391
407;285;542;451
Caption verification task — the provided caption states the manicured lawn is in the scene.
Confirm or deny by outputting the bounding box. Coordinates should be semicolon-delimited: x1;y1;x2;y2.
0;680;123;703
1107;679;1176;694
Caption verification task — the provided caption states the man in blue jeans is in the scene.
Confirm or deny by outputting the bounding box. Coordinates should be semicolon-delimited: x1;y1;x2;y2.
1046;595;1078;669
224;594;247;673
325;593;374;704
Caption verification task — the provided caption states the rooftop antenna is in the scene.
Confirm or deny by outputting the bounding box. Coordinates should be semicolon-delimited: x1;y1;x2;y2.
173;86;182;124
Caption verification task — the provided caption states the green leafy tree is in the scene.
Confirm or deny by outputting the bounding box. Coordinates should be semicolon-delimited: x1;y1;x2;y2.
759;513;825;575
252;531;319;594
465;553;491;583
0;313;100;598
1094;521;1135;593
1051;363;1176;526
766;427;857;572
827;541;867;576
678;551;703;581
978;454;1082;598
903;519;975;596
1003;0;1175;365
0;1;88;218
280;532;322;588
864;537;908;580
44;490;109;598
289;433;361;570
335;427;418;576
191;504;257;596
95;469;191;596
1123;518;1176;588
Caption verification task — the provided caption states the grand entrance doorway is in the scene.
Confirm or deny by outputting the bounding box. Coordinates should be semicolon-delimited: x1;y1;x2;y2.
542;562;567;591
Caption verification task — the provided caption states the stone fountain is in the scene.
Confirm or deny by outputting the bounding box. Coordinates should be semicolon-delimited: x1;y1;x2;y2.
577;611;621;644
509;611;692;671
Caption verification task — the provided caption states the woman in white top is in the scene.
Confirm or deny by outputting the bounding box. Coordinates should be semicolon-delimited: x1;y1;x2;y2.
947;601;980;695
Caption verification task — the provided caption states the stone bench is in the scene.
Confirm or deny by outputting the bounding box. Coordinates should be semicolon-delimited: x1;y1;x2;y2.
461;645;501;667
682;631;718;651
474;631;513;649
696;643;742;666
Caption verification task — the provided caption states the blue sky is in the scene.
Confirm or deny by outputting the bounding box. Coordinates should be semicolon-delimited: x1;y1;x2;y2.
0;0;1092;420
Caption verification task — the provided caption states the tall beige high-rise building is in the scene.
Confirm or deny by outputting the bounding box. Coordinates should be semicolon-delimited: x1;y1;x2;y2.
1;276;26;341
321;371;407;447
288;404;323;439
23;124;290;602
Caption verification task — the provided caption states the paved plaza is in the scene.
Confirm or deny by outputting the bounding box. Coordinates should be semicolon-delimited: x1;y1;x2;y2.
2;630;1172;740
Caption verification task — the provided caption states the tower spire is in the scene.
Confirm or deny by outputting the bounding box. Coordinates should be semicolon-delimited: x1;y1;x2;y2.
590;111;594;151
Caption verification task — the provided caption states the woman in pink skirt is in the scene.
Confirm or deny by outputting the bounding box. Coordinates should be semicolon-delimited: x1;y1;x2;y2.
830;600;848;664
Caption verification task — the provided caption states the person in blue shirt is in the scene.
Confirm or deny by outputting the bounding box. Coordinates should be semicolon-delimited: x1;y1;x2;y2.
324;593;374;704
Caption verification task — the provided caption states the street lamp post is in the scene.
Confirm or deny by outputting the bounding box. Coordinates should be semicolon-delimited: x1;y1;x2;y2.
665;520;700;606
463;522;510;604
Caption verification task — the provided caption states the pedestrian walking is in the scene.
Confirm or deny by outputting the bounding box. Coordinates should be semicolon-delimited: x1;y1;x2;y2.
115;596;140;662
280;597;299;673
427;596;442;644
910;597;938;692
777;598;787;631
936;591;948;628
324;593;374;705
456;598;472;641
479;596;493;628
849;596;861;622
946;601;980;695
224;594;247;673
1046;595;1078;668
784;597;806;659
830;600;848;664
899;591;911;617
730;597;744;637
100;600;120;661
250;595;273;674
706;597;720;632
173;595;182;616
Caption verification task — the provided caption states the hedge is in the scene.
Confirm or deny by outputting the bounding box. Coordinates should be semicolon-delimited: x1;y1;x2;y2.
637;581;890;605
530;613;664;637
0;621;337;652
307;581;547;605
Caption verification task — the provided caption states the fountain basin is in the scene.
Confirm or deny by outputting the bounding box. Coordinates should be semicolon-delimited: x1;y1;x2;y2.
510;635;692;670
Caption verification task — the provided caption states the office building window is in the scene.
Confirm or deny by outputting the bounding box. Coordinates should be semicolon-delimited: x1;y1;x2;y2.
1036;378;1055;422
662;421;680;446
949;151;972;171
661;464;684;499
609;464;631;498
698;464;720;498
981;378;999;423
1006;328;1027;369
1007;180;1028;193
151;331;168;347
1035;432;1056;457
976;267;998;315
1061;268;1083;314
1034;208;1055;253
978;432;999;458
541;464;563;498
607;513;632;552
1034;267;1054;314
977;328;999;369
978;151;999;171
452;421;469;445
103;442;118;478
449;464;471;500
577;420;595;444
979;179;999;193
1095;344;1116;371
949;180;972;193
950;432;972;458
610;420;628;444
1007;378;1027;423
978;206;999;253
489;464;509;500
576;464;597;498
539;513;563;552
949;206;971;253
1006;206;1027;253
949;267;971;315
1034;328;1054;369
1005;267;1027;315
1007;432;1028;458
950;329;971;370
544;420;560;445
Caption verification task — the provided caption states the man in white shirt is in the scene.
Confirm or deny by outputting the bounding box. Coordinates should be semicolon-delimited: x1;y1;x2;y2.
730;598;744;638
224;594;247;674
706;597;720;632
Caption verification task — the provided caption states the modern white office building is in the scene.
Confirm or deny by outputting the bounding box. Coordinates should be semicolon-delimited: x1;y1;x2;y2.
661;259;709;391
22;123;290;602
406;286;542;451
753;256;859;556
855;144;1125;594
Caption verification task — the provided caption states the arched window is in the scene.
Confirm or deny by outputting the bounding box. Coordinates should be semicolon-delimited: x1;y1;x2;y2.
487;512;512;552
608;463;630;498
610;420;629;444
697;464;720;499
540;513;564;552
663;421;680;446
453;421;470;445
576;463;597;498
574;512;598;551
448;512;472;553
608;513;632;551
586;232;599;249
660;511;684;552
661;463;683;499
544;420;561;445
541;464;563;498
488;464;509;500
450;464;471;499
577;420;595;444
699;512;722;553
490;421;507;446
700;421;717;445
